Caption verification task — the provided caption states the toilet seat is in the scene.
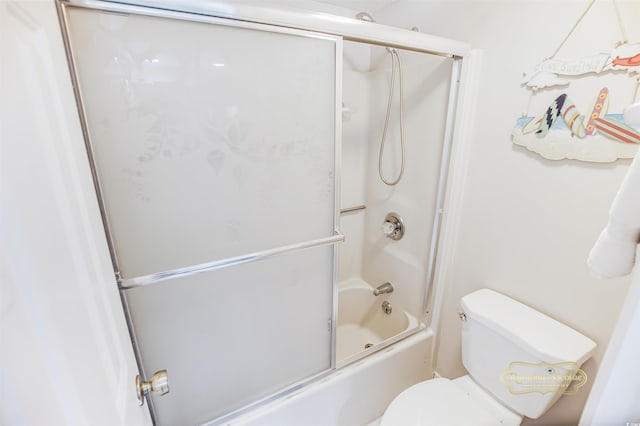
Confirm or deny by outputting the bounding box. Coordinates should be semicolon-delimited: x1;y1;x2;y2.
381;377;521;426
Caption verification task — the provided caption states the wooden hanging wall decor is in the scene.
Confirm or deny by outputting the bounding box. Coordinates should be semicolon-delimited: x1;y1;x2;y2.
511;0;640;162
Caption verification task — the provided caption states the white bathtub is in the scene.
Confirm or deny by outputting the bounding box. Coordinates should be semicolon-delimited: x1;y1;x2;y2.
337;278;420;365
232;329;434;426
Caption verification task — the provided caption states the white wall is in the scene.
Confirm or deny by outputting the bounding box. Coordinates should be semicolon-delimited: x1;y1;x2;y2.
0;2;151;425
376;1;639;425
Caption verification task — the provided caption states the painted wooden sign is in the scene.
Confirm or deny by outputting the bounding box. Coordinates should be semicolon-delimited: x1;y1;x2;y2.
513;42;640;162
523;43;640;90
512;87;640;162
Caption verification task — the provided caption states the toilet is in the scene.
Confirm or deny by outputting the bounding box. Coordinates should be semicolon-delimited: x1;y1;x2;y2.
381;289;597;426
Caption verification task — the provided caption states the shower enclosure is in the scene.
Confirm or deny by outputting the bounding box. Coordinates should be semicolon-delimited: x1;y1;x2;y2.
337;41;455;364
56;1;471;424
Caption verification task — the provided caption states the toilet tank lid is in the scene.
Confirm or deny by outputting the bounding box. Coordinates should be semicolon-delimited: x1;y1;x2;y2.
460;289;596;365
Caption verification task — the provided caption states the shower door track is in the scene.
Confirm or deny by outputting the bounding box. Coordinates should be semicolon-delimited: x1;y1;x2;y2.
60;0;469;57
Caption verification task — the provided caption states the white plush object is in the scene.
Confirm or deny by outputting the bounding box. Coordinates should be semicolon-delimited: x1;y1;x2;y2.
588;150;640;278
624;102;640;127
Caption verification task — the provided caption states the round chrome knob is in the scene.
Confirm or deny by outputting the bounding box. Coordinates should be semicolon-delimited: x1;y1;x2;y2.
382;212;404;240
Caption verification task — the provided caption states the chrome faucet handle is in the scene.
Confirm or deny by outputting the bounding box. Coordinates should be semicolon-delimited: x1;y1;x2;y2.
382;213;404;240
382;221;397;236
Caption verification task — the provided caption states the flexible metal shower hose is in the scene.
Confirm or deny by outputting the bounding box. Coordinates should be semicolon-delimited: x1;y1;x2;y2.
378;48;405;186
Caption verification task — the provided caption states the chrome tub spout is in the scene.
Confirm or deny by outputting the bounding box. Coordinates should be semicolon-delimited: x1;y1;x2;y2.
373;282;394;296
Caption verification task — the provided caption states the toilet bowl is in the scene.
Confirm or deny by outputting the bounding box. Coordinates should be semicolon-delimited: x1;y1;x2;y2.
382;376;522;426
381;289;596;425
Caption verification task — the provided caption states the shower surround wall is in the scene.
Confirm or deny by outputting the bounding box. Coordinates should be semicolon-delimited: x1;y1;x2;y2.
340;41;453;324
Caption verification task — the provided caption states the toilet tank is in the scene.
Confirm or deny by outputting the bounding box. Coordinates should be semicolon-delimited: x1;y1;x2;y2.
459;289;596;419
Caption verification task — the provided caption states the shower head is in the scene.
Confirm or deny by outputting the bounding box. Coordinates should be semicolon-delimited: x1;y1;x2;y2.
355;11;376;23
355;11;411;54
355;10;419;33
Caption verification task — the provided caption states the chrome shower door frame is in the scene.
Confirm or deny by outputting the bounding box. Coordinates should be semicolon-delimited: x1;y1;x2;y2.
57;1;343;423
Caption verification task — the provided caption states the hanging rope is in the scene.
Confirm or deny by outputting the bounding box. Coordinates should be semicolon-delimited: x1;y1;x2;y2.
524;0;635;116
523;90;535;117
549;0;597;59
612;0;629;45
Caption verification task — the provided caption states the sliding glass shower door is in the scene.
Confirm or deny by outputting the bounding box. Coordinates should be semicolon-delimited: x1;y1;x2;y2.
61;3;341;424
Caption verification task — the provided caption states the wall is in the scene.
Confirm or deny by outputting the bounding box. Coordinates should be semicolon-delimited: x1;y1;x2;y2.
376;1;639;425
0;2;151;425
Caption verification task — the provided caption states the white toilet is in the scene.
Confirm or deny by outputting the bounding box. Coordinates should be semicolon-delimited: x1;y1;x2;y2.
381;289;597;426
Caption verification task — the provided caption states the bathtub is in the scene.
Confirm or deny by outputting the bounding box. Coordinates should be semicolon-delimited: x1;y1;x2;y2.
337;278;420;366
231;328;434;426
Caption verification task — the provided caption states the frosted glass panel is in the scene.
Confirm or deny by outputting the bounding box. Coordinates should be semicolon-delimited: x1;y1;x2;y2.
65;7;337;278
125;245;334;425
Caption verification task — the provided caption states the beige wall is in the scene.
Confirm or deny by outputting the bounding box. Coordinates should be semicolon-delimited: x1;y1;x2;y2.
378;1;639;424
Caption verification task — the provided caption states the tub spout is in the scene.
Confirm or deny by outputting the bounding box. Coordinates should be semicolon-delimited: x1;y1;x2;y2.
373;282;394;296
